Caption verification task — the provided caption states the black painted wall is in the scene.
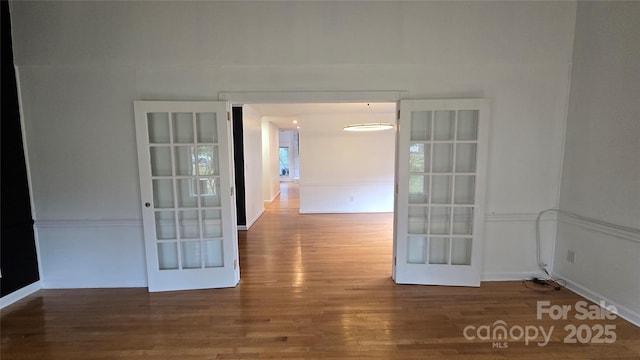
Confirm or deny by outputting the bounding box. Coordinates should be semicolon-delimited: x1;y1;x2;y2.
1;1;41;297
232;107;247;226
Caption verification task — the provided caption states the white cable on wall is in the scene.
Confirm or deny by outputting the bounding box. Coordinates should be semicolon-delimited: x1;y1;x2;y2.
536;208;640;278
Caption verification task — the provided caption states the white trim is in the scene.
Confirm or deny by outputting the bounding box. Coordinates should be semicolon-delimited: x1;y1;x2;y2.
219;91;403;104
42;279;145;290
557;213;640;244
34;219;143;229
555;274;640;328
244;208;265;230
484;212;559;222
484;213;538;222
33;228;44;288
0;281;42;309
264;190;280;204
481;272;541;282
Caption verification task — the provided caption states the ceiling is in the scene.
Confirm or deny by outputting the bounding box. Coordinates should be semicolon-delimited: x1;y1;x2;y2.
246;102;396;130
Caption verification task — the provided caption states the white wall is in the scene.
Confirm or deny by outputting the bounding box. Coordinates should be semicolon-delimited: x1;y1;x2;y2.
299;113;395;213
10;1;577;287
554;2;640;325
241;105;265;229
262;119;280;203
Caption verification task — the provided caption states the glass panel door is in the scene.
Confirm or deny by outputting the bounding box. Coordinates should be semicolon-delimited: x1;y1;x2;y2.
135;101;239;292
395;99;489;286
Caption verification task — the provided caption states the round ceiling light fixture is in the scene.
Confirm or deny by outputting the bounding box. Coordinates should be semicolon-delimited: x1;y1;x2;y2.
343;123;395;132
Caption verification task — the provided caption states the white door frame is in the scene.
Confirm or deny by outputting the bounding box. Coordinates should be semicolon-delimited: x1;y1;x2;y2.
221;90;403;277
220;91;488;287
219;91;403;104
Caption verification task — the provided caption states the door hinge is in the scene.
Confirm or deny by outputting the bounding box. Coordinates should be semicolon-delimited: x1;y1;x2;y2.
227;111;230;121
230;186;234;197
394;256;397;266
397;109;400;120
395;184;399;194
233;259;237;270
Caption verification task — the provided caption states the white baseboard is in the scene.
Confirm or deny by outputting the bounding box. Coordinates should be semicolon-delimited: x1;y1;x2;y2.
553;274;640;328
238;208;265;231
1;281;42;309
247;208;265;230
264;191;280;204
481;271;540;282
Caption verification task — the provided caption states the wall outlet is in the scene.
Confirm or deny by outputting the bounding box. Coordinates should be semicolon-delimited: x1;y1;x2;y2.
567;250;576;264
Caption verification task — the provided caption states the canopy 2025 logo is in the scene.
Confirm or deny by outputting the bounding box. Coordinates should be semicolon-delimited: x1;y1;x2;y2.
463;300;618;348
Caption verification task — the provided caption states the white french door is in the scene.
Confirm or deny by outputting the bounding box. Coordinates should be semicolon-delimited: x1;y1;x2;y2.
134;101;239;292
395;99;489;286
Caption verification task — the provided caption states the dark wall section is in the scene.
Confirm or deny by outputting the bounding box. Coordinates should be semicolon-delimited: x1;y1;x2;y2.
1;1;41;297
232;107;247;226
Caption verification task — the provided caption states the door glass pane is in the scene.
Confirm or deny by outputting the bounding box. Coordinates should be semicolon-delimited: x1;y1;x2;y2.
181;241;201;269
175;146;196;176
152;179;174;208
433;111;455;140
457;110;478;140
178;210;199;239
197;146;219;176
409;144;429;173
147;113;170;143
429;237;450;264
204;240;224;268
155;211;176;239
430;207;451;235
407;236;427;264
452;207;474;235
176;179;197;208
150;147;172;176
431;175;452;204
157;242;179;270
451;238;472;265
408;206;428;234
432;144;453;173
196;113;218;143
202;209;223;238
410;111;432;141
409;175;429;204
200;178;221;207
172;113;194;143
454;176;475;205
455;143;477;173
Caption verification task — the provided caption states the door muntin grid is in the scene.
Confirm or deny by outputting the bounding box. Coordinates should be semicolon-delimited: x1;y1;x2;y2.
407;110;478;266
147;111;224;270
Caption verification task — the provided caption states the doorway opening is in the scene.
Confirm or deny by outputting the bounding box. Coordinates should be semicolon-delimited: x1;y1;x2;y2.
232;100;398;277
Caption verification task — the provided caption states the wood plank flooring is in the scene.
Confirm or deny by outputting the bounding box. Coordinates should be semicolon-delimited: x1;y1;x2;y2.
2;183;639;359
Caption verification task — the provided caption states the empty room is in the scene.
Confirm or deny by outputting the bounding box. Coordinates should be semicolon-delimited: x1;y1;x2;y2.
1;1;639;359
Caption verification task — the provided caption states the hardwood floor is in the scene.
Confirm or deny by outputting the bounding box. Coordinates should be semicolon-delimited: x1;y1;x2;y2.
2;183;639;359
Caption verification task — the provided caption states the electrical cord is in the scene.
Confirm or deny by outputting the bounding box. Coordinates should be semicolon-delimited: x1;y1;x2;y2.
535;208;639;274
522;277;567;292
533;208;637;293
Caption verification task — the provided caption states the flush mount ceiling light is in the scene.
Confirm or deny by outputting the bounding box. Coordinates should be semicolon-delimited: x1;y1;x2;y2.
343;123;394;132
